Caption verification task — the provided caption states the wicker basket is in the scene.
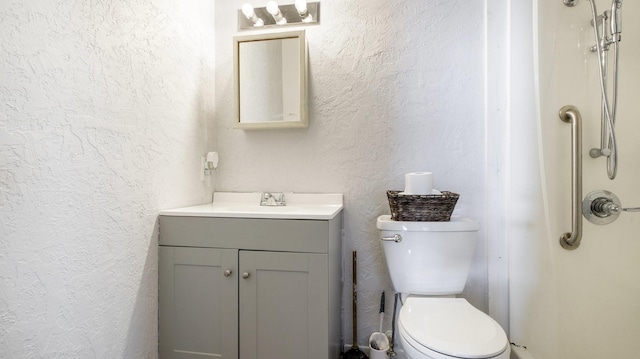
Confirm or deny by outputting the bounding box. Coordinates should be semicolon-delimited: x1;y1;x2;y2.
387;190;459;222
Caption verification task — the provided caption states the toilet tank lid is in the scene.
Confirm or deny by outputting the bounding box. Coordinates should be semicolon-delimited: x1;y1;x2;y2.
376;215;479;232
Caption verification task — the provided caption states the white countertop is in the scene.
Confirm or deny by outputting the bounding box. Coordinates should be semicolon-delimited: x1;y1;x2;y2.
160;192;343;220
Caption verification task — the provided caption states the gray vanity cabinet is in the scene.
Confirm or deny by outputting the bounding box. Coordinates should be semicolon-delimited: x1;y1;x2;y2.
158;216;342;359
159;246;238;359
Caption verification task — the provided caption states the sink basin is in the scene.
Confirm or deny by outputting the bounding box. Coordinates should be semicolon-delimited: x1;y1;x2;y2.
160;192;343;220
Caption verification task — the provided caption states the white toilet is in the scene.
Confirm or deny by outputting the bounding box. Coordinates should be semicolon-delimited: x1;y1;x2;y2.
377;215;510;359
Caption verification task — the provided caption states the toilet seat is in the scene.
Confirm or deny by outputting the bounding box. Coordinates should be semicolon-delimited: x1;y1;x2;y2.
398;297;509;359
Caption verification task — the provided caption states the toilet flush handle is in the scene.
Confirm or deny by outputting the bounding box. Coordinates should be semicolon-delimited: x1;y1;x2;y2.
381;234;402;243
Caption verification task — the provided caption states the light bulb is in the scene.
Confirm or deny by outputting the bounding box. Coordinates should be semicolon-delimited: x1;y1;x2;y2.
241;3;254;18
295;0;312;22
295;0;307;13
241;3;264;27
266;1;287;24
266;1;279;15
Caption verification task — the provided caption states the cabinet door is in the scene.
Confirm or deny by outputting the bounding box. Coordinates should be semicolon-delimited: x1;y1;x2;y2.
239;251;328;359
159;247;238;359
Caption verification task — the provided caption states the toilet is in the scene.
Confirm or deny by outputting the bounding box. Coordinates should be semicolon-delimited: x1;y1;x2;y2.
377;215;510;359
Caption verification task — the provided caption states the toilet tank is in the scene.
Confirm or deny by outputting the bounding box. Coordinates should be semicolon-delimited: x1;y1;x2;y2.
376;215;479;295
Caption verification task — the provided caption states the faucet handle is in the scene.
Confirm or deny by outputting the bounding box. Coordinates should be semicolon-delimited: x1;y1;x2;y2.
611;204;640;213
260;192;273;206
260;192;286;206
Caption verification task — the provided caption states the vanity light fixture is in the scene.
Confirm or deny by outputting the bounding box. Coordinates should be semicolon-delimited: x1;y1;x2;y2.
241;4;264;27
237;2;320;31
266;1;287;25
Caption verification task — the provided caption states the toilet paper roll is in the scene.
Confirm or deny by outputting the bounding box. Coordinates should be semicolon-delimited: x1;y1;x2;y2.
404;172;433;195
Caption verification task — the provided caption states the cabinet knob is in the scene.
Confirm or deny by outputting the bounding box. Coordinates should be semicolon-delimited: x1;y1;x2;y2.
242;272;250;279
223;269;232;277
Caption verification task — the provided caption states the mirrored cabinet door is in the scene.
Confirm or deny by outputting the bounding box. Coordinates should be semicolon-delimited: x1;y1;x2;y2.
233;30;308;130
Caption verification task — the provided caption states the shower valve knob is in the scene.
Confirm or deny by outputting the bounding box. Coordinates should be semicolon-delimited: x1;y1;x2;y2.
591;198;618;217
582;190;637;225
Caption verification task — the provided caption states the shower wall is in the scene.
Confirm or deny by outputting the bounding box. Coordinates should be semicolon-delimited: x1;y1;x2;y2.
508;0;640;357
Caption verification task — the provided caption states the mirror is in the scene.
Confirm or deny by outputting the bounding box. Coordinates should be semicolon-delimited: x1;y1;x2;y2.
234;30;308;130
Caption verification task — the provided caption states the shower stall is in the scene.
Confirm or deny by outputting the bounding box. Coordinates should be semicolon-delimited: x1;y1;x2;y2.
506;0;640;357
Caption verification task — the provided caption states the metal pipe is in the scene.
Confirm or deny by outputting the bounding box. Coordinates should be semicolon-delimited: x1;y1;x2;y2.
600;13;608;153
559;106;583;250
607;40;620;179
584;0;619;179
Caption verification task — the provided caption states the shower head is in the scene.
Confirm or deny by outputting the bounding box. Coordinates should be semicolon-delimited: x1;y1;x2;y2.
610;0;622;42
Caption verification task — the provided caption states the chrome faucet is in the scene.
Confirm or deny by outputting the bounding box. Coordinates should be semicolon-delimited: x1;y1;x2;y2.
260;192;286;206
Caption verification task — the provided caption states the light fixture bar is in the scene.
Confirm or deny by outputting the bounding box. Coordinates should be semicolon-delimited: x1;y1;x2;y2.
238;2;320;31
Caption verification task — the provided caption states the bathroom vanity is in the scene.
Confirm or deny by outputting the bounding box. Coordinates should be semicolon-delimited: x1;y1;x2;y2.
158;193;342;359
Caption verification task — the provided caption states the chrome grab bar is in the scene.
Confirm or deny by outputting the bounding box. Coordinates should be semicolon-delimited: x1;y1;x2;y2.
559;105;583;250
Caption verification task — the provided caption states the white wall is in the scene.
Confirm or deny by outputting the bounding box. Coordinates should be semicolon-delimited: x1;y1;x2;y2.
215;0;488;346
0;0;510;355
0;1;215;357
509;0;640;357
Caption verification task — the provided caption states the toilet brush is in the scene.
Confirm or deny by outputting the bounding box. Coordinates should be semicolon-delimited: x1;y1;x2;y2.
370;291;385;350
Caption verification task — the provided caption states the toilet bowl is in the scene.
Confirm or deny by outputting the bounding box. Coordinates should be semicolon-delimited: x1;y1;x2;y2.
377;215;510;359
398;297;509;359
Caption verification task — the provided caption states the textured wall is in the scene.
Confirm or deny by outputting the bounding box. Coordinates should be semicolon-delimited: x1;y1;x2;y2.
214;0;487;346
0;1;215;357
